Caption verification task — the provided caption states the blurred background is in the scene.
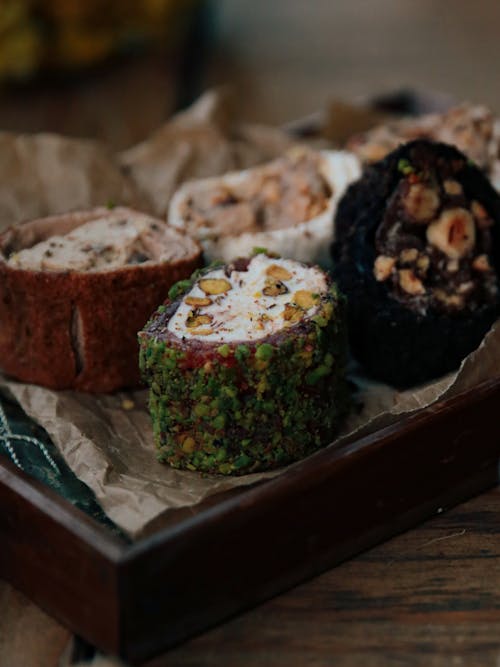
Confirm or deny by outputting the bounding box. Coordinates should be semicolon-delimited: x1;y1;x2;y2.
1;0;500;147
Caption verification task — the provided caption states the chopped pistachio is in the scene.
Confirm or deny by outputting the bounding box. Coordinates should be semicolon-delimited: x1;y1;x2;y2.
263;278;288;296
293;290;317;309
199;278;232;295
188;328;213;336
283;303;302;322
185;296;212;307
266;264;293;281
186;314;212;328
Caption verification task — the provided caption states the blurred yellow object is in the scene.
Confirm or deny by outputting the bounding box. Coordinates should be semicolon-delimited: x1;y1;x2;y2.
55;26;116;68
0;22;40;78
0;0;199;79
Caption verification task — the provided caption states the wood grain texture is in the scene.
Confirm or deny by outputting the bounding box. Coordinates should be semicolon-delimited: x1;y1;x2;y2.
0;458;125;657
210;0;500;124
145;488;500;667
0;581;71;667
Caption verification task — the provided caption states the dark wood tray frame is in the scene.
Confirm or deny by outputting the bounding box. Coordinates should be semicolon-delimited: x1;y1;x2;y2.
1;376;500;663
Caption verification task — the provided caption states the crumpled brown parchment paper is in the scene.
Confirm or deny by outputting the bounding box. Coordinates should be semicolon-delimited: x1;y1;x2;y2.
118;88;294;217
0;133;145;232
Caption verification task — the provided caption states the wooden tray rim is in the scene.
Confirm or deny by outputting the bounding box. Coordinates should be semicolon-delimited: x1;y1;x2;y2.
2;373;500;564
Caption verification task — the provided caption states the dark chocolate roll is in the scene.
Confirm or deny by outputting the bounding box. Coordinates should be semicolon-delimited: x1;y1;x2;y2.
332;139;500;388
139;252;349;475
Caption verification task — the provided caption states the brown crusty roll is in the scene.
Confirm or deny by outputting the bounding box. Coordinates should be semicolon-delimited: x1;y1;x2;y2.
0;206;202;392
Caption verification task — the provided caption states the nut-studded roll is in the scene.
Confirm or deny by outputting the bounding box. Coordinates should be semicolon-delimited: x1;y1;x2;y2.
139;252;348;475
332;140;500;388
0;207;202;392
168;148;360;268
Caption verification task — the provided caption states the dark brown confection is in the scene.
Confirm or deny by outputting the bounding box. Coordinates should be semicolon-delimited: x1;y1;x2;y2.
332;140;500;387
0;207;202;392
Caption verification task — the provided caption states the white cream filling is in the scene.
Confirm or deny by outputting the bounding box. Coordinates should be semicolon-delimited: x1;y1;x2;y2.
168;253;328;343
7;212;192;272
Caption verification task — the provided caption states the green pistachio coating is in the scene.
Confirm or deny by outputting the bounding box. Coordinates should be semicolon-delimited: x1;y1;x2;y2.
139;277;349;476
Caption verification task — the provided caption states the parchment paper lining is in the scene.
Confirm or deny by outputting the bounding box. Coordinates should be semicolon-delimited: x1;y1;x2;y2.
2;319;499;538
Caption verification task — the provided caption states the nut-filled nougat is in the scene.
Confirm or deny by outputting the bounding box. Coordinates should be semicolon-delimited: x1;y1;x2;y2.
168;148;360;268
139;252;348;475
332;140;500;387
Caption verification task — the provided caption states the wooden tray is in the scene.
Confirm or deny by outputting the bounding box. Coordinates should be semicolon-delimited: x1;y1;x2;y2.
1;376;500;664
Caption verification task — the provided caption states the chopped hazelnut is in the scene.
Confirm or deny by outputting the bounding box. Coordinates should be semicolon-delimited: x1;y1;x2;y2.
426;208;476;259
472;254;491;272
399;248;419;264
374;255;396;281
443;180;463;196
471;200;488;219
404;183;440;222
471;200;494;229
416;254;430;274
433;289;464;308
458;281;474;294
398;269;425;295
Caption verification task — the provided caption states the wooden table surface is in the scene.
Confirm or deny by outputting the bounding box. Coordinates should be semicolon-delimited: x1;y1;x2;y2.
2;3;500;665
157;492;500;667
1;486;499;666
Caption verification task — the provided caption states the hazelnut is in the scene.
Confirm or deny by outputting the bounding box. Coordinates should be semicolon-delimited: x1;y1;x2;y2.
443;180;463;196
404;183;440;222
471;200;488;219
447;259;459;273
416;254;430;274
399;248;419;264
426;208;476;259
373;255;396;281
433;289;464;308
472;254;491;272
458;281;474;294
471;200;494;229
398;269;425;295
